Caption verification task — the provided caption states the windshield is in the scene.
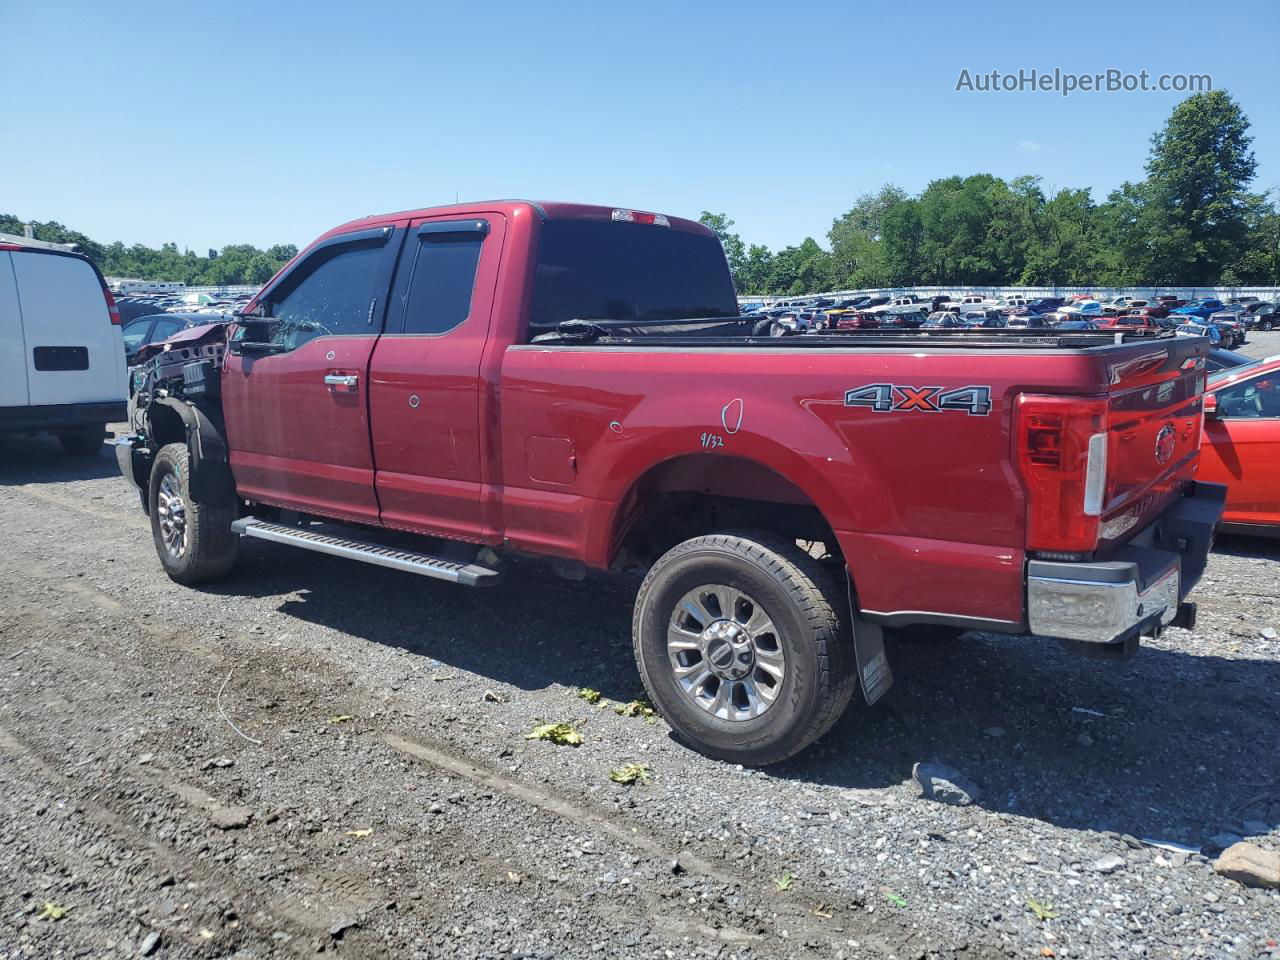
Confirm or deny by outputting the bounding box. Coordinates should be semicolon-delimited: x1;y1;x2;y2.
1209;357;1266;384
529;220;737;333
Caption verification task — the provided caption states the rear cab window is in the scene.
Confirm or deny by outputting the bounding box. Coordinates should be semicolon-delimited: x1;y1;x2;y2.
527;220;737;340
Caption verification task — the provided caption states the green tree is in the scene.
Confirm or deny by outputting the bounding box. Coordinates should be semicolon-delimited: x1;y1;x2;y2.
1141;89;1259;284
698;211;747;288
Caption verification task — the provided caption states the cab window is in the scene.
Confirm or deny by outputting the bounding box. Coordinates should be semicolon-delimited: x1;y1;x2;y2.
264;240;386;350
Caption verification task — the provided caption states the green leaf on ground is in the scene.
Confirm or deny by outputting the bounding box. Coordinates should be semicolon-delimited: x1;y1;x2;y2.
773;872;795;892
524;723;584;746
613;698;656;721
577;688;602;705
344;828;373;838
882;888;907;907
609;763;650;785
328;715;354;724
1026;898;1059;921
37;903;67;921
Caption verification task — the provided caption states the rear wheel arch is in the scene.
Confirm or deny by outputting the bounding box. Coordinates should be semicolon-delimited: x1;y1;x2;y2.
605;453;845;568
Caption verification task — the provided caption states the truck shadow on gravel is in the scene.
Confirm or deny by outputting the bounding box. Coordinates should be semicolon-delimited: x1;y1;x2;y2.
0;432;122;484
778;630;1280;848
216;538;1279;848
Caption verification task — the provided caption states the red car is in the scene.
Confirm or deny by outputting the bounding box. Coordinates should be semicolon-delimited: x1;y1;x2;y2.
1200;355;1280;533
834;310;880;330
1096;315;1162;336
1127;304;1171;320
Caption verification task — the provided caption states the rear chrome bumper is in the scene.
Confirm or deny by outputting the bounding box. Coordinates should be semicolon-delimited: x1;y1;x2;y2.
1026;482;1226;644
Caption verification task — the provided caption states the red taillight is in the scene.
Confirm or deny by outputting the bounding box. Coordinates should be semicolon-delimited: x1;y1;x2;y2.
1016;394;1109;553
101;283;121;325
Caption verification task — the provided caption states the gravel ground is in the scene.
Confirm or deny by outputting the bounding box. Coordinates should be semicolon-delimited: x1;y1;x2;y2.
2;333;1278;960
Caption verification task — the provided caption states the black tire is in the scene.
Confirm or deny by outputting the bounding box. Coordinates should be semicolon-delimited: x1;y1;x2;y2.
1260;320;1273;332
148;443;238;585
632;531;856;765
58;423;105;456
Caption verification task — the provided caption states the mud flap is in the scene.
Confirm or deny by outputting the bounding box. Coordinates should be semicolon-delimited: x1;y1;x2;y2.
846;570;894;705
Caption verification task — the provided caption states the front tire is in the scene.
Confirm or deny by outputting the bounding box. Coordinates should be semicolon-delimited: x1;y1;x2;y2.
632;532;856;765
148;443;238;585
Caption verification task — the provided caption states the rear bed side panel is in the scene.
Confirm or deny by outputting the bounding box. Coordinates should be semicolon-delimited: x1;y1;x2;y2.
0;252;31;409
497;345;1116;621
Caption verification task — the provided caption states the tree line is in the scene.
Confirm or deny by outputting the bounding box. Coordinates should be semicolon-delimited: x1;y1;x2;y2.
0;214;297;287
700;91;1279;295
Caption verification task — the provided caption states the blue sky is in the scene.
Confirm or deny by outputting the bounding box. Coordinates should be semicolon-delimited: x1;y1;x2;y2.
3;0;1276;254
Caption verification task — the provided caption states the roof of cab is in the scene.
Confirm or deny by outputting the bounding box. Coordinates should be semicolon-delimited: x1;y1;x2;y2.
317;200;713;244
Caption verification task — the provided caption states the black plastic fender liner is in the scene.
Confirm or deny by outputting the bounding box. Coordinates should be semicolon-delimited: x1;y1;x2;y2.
148;398;235;504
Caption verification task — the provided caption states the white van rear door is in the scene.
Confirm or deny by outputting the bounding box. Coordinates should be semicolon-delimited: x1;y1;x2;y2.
11;251;126;407
0;252;31;408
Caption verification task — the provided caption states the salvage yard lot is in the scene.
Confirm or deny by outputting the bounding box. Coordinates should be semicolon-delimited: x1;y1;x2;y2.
3;338;1279;960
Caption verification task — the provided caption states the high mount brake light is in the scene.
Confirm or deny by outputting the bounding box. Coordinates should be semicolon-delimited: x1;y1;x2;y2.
611;208;670;227
1016;394;1108;553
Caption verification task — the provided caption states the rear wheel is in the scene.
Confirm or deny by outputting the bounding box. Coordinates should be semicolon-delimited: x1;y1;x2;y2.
148;443;238;584
58;423;105;456
632;531;856;765
1260;320;1273;331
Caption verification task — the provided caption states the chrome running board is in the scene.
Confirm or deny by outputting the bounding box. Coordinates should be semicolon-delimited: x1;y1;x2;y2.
231;518;500;587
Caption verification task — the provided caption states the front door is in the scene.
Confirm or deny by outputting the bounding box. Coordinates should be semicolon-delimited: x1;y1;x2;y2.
367;214;504;542
1201;370;1280;527
222;226;401;525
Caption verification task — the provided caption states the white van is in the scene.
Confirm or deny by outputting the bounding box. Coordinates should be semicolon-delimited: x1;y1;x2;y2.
0;242;128;454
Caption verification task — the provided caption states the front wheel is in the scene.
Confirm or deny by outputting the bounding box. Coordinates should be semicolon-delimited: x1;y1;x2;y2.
148;443;238;585
632;531;856;765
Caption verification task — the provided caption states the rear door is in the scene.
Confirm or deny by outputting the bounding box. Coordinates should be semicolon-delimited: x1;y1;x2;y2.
367;214;503;541
222;226;402;524
0;252;29;408
10;250;126;407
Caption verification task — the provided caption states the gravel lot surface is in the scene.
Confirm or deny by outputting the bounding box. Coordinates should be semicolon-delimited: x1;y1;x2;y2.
2;333;1278;959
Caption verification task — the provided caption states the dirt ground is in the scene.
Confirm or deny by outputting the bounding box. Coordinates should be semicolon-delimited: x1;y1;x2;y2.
2;334;1278;960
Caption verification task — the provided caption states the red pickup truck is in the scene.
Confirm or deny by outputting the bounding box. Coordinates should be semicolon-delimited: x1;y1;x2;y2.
117;200;1224;765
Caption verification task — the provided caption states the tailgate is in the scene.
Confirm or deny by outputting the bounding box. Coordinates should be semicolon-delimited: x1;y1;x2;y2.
1098;336;1207;547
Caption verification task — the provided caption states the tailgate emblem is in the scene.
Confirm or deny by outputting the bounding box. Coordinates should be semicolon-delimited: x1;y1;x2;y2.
1154;423;1176;464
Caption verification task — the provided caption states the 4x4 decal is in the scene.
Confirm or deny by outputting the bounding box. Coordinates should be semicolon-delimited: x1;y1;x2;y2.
844;383;993;416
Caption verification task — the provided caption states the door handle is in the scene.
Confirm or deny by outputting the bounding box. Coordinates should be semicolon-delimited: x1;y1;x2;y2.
324;374;358;387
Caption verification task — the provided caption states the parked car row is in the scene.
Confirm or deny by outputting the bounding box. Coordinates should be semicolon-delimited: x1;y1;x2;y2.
113;290;252;363
743;290;1277;351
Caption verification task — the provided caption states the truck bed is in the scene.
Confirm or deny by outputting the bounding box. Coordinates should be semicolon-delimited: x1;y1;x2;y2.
535;317;1183;351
